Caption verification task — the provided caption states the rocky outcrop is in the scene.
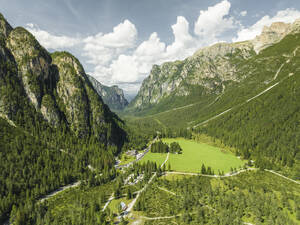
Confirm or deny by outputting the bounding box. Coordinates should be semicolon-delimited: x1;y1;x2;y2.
252;22;290;53
0;34;19;117
0;13;12;38
52;51;125;143
52;52;90;136
0;13;126;146
87;75;128;110
5;26;61;125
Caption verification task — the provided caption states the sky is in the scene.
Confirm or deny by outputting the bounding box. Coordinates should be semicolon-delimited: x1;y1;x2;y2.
1;0;300;99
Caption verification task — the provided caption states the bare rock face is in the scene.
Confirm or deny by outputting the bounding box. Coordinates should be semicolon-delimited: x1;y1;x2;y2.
41;94;60;127
5;27;60;125
0;13;12;38
52;52;124;143
0;35;19;117
252;22;291;53
52;52;90;137
6;27;49;107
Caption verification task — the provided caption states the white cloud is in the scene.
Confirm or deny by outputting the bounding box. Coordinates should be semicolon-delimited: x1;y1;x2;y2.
26;23;81;49
111;55;139;83
165;16;195;60
234;8;300;42
25;2;300;95
194;0;235;44
83;19;137;65
240;11;247;17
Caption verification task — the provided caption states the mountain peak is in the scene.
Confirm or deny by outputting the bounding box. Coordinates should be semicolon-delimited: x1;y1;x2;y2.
0;13;12;38
252;18;300;53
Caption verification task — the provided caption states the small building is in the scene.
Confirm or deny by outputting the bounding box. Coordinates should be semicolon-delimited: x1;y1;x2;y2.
120;202;127;211
126;150;138;157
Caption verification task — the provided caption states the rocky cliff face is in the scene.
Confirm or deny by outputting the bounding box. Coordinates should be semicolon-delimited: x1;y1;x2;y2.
0;13;125;145
130;19;300;111
251;22;290;53
130;41;255;109
87;75;128;110
6;27;61;126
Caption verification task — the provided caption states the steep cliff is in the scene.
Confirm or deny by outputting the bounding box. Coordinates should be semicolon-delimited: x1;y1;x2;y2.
87;75;128;110
0;13;125;146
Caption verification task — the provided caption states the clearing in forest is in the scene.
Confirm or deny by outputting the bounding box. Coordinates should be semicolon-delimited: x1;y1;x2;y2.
141;138;245;173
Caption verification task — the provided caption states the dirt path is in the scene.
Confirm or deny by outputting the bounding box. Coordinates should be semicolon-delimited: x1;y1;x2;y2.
0;113;16;127
165;168;300;185
165;168;257;178
273;63;285;80
265;169;300;185
246;82;279;103
193;108;233;128
102;193;115;211
157;187;176;196
193;80;281;128
140;215;179;220
39;181;81;203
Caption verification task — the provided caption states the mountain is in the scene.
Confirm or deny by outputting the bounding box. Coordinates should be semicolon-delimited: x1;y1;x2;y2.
128;19;300;115
125;19;300;177
0;13;130;222
0;13;126;146
87;75;128;111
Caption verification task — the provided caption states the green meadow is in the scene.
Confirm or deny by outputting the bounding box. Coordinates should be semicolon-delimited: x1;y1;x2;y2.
141;138;245;173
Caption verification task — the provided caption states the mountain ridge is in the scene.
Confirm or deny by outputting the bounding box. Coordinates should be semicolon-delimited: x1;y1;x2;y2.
128;18;300;113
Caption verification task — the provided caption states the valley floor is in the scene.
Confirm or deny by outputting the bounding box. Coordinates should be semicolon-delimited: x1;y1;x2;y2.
141;138;245;174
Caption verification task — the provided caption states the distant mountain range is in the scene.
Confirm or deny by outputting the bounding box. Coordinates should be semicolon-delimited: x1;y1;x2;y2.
87;75;128;111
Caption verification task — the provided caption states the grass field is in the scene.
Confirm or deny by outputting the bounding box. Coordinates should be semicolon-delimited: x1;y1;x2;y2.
141;138;245;173
108;197;131;214
119;153;136;166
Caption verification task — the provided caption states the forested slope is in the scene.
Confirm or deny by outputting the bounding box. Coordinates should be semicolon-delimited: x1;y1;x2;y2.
0;12;132;223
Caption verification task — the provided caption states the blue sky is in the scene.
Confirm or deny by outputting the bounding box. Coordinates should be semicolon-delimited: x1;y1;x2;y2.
1;0;300;98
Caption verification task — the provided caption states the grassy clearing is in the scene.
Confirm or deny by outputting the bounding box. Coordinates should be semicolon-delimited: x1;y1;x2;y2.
119;153;136;166
108;197;131;214
140;152;167;167
141;138;245;173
